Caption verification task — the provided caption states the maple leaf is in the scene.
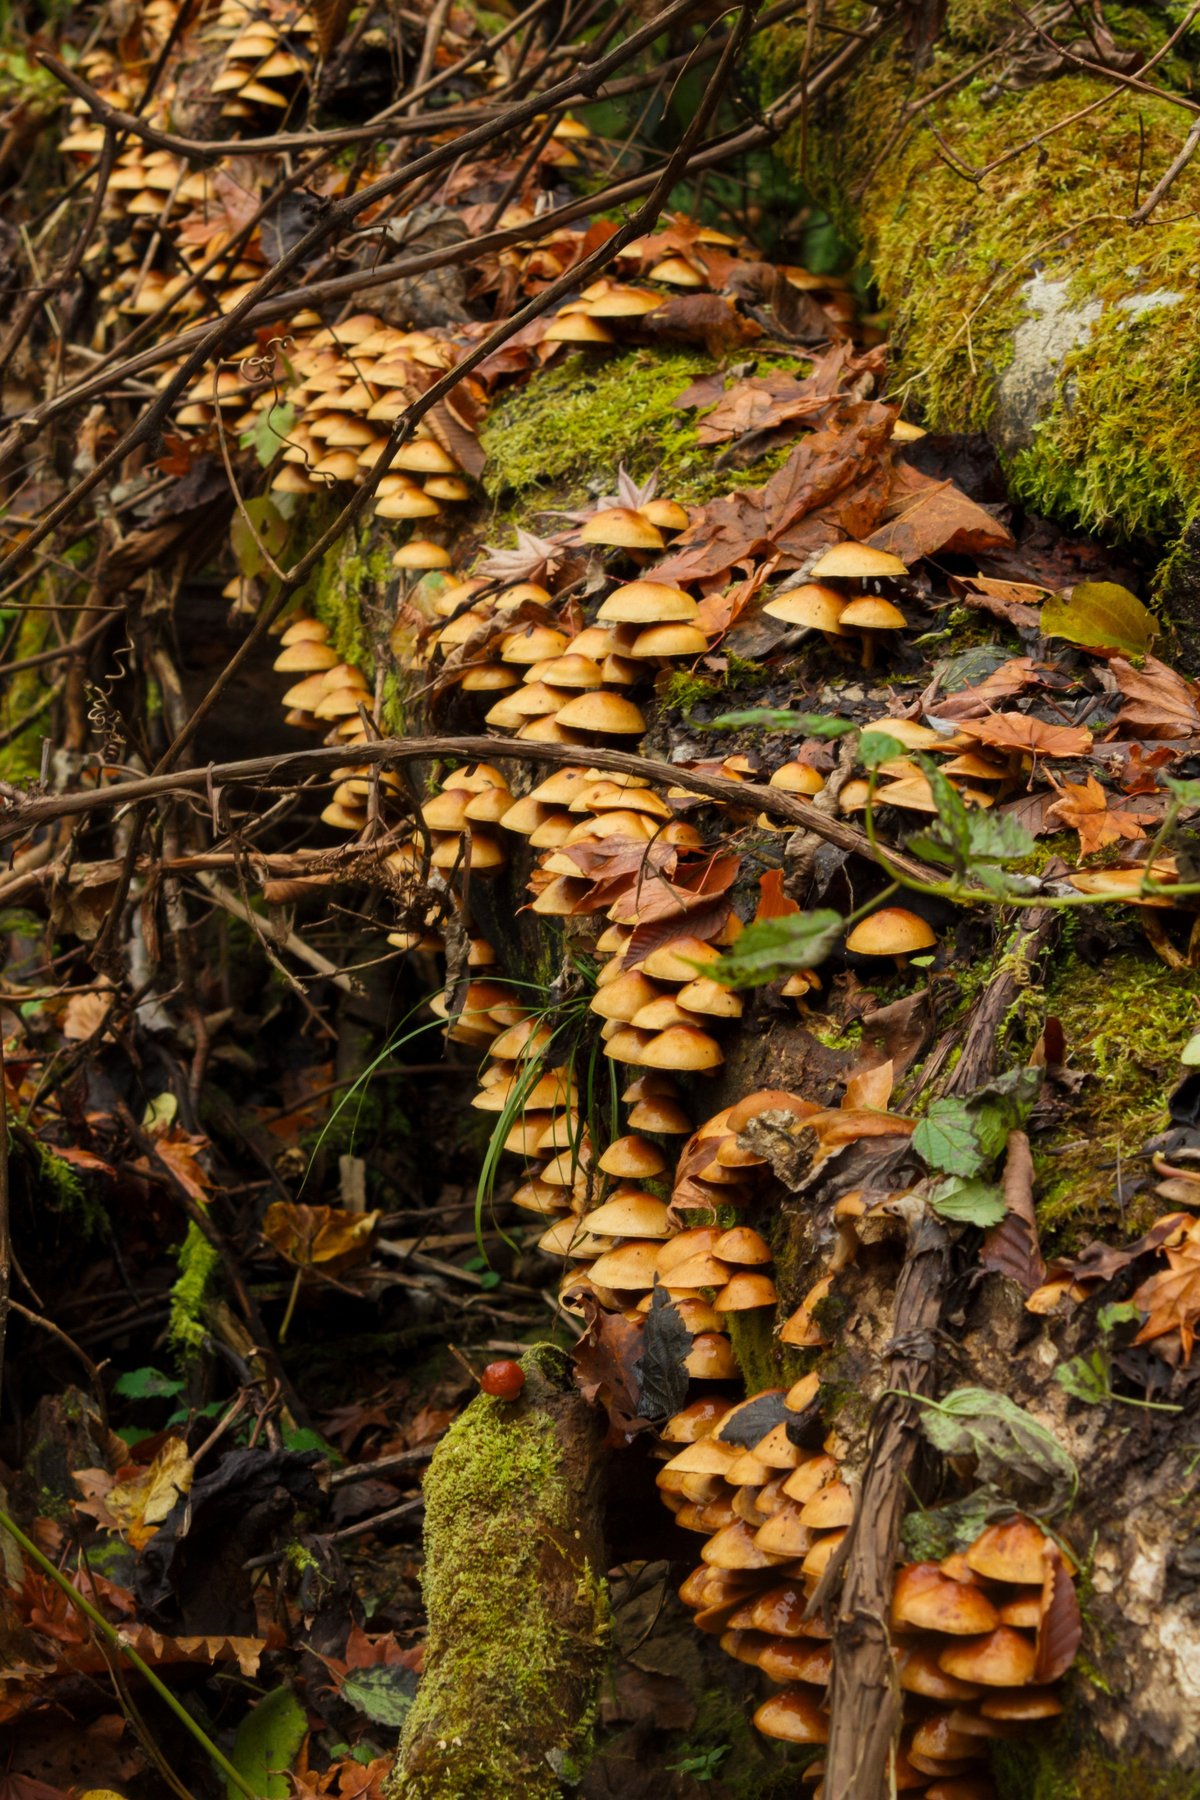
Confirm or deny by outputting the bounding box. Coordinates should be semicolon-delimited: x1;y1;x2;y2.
104;1436;194;1550
1045;774;1155;858
475;526;568;586
1133;1224;1200;1362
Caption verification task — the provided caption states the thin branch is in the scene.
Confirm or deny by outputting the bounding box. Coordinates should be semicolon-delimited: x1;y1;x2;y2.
1129;113;1200;222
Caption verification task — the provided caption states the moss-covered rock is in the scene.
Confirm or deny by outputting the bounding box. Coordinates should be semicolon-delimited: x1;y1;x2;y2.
783;0;1200;568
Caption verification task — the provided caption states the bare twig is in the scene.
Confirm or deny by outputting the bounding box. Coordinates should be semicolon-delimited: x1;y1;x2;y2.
1129;113;1200;222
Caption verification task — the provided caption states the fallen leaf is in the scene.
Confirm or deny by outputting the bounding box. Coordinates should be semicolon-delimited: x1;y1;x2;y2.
105;1438;194;1550
1036;1542;1083;1682
1112;655;1200;739
954;714;1092;758
1042;581;1158;655
262;1202;380;1274
1045;775;1154;858
1133;1222;1200;1362
980;1131;1046;1293
865;469;1013;561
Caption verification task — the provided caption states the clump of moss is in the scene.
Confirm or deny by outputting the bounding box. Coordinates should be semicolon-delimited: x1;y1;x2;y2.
992;1731;1200;1800
797;0;1200;548
480;349;712;502
1033;945;1200;1248
168;1220;222;1360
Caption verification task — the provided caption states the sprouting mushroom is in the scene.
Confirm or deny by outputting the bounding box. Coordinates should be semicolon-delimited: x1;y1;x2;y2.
844;907;937;970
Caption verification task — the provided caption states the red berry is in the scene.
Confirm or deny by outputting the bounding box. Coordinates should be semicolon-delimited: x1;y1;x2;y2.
480;1359;525;1400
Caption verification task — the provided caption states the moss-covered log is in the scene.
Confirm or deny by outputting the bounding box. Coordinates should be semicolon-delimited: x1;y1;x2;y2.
387;1347;610;1800
773;1;1200;620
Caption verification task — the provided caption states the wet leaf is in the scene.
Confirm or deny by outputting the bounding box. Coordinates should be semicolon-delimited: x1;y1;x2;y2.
1042;581;1157;654
981;1130;1045;1293
227;1686;307;1800
636;1286;691;1421
1132;1223;1200;1363
705;910;844;990
340;1664;417;1727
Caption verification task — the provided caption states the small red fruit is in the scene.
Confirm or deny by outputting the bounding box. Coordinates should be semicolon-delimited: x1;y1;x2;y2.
480;1359;525;1400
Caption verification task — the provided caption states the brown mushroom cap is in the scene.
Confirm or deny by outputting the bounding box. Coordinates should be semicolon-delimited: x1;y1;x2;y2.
627;1095;692;1133
684;1332;738;1378
641;1024;724;1070
597;580;699;624
897;1642;984;1702
763;583;846;633
713;1226;772;1265
798;1480;855;1530
392;539;451;569
892;1565;1000;1636
676;976;743;1018
587;1239;663;1289
752;1686;830;1744
701;1519;789;1571
663;1399;735;1444
597;1134;667;1178
980;1685;1064;1720
937;1626;1038;1688
810;541;909;580
554;691;647;734
639;937;721;981
715;1271;778;1311
629;622;710;659
580;506;665;550
759;1640;833;1686
844;907;937;956
770;760;826;795
544;312;615;344
839;596;908;630
584;1191;671;1237
964;1518;1050;1587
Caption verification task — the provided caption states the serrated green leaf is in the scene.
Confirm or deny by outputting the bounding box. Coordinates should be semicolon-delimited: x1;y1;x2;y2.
1042;581;1157;655
913;1097;986;1176
228;1685;306;1799
970;1067;1042;1162
240;402;297;468
928;1176;1007;1227
703;708;855;737
341;1665;417;1728
705;910;844;991
859;730;907;769
913;1385;1078;1514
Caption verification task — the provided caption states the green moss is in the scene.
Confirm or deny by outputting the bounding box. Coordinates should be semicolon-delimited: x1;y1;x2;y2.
391;1347;610;1800
168;1220;221;1361
661;669;721;715
480;349;712;502
800;0;1200;548
1033;944;1200;1248
992;1730;1200;1800
725;1308;781;1395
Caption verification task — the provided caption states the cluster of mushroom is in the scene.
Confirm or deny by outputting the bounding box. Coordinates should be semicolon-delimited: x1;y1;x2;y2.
663;1386;1077;1796
204;0;317;121
763;542;911;671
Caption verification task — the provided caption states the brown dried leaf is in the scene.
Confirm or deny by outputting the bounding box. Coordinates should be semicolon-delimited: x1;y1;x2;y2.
1112;655;1200;740
981;1130;1046;1294
1036;1543;1082;1682
262;1201;380;1273
866;469;1013;562
1045;775;1154;858
954;714;1092;758
1133;1222;1200;1362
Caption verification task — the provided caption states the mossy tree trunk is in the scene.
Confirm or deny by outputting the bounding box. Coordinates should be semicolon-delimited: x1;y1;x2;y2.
777;0;1200;642
387;1347;610;1800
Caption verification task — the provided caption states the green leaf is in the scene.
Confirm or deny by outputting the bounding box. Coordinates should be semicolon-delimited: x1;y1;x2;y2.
906;756;1034;887
913;1098;986;1176
702;709;855;736
927;1176;1007;1227
280;1424;342;1462
231;498;290;580
900;1488;996;1562
142;1092;177;1132
1181;1031;1200;1068
912;1385;1078;1515
341;1665;418;1728
240;402;297;468
913;1069;1041;1179
1096;1300;1140;1333
1042;581;1157;655
858;730;907;769
705;910;844;991
227;1685;306;1800
1054;1350;1111;1407
113;1366;185;1401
